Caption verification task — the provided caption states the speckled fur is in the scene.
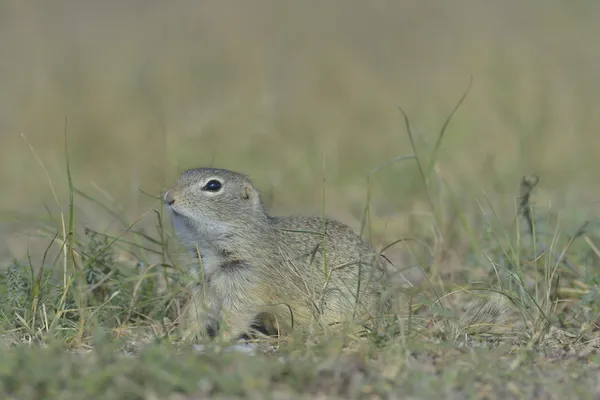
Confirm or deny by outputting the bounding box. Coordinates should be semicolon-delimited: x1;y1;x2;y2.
165;167;388;339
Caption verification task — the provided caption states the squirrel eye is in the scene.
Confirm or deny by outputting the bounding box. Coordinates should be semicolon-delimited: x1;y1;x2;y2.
203;179;222;192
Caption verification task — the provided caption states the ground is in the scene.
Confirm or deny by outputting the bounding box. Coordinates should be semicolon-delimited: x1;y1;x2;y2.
2;1;600;399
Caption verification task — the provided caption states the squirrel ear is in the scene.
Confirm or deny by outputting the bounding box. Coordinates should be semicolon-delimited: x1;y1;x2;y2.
243;184;263;207
243;185;253;201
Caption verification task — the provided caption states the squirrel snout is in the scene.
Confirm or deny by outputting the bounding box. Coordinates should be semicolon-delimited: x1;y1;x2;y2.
164;190;176;206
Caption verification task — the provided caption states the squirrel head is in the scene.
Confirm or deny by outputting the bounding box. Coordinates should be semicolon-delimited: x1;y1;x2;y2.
164;168;269;247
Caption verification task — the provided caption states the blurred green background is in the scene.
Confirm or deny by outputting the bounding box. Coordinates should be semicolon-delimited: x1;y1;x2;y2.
1;0;600;260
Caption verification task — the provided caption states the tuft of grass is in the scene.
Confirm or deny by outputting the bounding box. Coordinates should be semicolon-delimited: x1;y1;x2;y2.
3;101;600;399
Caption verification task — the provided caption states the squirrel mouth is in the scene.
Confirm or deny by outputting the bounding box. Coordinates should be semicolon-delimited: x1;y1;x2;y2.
165;204;184;219
165;204;176;214
167;206;192;223
168;207;185;218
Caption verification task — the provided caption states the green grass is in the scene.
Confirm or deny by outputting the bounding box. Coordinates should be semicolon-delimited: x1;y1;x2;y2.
3;92;600;399
3;1;600;398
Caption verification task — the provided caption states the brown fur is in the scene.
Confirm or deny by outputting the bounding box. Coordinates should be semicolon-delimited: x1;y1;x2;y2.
165;167;388;340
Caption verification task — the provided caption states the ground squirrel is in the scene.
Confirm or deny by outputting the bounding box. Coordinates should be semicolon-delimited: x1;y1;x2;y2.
164;167;389;340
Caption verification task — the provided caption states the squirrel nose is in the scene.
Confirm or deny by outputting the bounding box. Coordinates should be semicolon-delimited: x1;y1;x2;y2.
164;190;175;205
